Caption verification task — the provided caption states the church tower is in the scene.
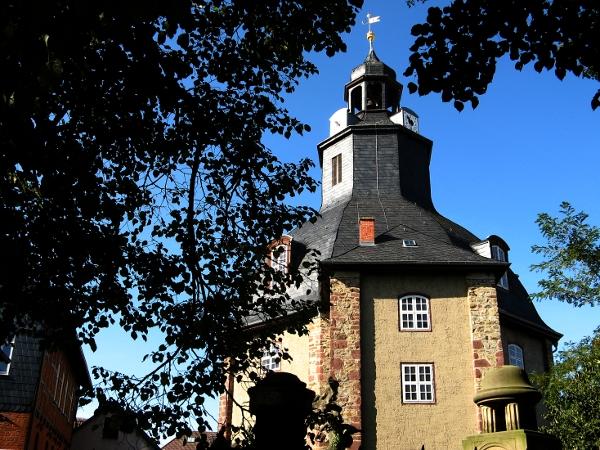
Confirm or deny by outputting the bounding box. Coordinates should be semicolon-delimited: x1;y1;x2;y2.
220;40;560;450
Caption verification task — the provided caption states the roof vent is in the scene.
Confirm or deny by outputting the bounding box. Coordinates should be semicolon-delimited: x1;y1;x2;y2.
402;239;417;247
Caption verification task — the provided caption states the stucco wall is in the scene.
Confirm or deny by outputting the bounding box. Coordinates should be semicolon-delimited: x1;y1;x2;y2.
361;273;478;450
229;329;312;434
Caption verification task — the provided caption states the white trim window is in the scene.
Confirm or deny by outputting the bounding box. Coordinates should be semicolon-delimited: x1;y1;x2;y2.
399;295;430;330
261;346;281;372
271;245;288;274
332;154;343;186
402;364;435;403
508;344;524;369
491;245;509;289
0;341;14;375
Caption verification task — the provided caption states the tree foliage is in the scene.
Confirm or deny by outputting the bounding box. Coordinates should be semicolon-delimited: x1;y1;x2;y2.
533;328;600;449
531;202;600;307
0;0;362;440
404;1;600;111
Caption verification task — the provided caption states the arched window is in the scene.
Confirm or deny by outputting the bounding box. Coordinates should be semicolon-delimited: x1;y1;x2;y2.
398;295;430;331
271;245;289;274
508;344;524;369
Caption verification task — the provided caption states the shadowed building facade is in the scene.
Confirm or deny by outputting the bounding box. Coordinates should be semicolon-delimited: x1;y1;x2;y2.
219;49;560;450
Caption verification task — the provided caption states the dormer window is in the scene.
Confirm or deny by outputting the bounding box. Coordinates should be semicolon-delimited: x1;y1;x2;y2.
491;245;509;289
332;154;342;186
402;239;417;247
269;235;292;275
0;341;14;375
271;245;288;274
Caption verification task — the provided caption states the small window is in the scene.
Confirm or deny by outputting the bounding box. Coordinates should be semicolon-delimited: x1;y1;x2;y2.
491;245;509;289
402;364;435;403
261;346;281;372
332;154;342;186
271;245;288;274
0;341;14;375
399;295;430;331
508;344;524;369
402;239;417;247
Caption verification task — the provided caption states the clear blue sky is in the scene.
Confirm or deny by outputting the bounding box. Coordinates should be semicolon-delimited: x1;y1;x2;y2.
80;0;599;433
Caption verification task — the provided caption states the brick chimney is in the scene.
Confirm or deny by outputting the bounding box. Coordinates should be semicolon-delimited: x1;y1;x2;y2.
359;217;375;246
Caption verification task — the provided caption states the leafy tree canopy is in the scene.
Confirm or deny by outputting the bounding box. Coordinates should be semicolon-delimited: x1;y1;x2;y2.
531;202;600;307
1;0;362;439
533;327;600;448
404;1;600;111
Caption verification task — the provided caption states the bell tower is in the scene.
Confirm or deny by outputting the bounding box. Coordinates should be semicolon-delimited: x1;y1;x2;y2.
319;39;431;214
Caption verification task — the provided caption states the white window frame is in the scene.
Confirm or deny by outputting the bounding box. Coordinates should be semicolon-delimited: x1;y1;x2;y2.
402;363;435;403
271;245;288;274
332;154;342;186
261;345;281;372
491;245;509;289
508;344;524;369
0;341;14;376
402;239;418;247
399;295;431;331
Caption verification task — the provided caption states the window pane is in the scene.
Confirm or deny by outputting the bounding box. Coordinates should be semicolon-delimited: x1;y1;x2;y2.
402;364;434;403
399;296;430;330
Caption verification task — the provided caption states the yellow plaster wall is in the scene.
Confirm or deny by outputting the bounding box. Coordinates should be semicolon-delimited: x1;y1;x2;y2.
229;329;312;432
361;273;478;450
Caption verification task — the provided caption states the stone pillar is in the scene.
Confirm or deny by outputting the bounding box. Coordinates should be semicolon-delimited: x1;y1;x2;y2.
308;316;331;395
467;276;504;383
217;369;234;440
480;405;496;433
329;272;362;450
505;402;520;431
467;275;504;432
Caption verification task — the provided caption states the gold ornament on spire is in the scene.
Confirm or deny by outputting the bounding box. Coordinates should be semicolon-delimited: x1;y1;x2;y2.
363;13;381;52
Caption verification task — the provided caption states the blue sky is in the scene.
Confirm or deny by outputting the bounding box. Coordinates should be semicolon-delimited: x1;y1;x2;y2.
80;0;599;433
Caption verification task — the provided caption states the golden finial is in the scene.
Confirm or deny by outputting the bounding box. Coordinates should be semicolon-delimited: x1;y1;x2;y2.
363;13;381;52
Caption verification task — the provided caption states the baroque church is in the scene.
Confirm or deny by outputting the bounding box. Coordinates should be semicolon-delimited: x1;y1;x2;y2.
218;42;561;450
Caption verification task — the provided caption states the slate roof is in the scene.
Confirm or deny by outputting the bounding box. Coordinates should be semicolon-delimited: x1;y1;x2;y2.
0;334;91;412
498;272;561;339
289;195;558;339
161;431;218;450
0;334;43;411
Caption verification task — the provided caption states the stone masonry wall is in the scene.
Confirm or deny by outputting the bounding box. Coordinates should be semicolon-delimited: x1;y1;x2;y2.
0;411;30;449
467;276;504;431
329;272;361;450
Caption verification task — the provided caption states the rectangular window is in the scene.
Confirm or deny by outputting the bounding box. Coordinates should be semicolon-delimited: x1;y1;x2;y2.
0;341;14;375
261;346;281;372
491;245;509;289
402;363;435;403
271;245;288;274
399;296;430;331
332;154;342;186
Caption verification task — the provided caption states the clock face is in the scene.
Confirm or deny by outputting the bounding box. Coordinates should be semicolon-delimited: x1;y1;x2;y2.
403;111;418;132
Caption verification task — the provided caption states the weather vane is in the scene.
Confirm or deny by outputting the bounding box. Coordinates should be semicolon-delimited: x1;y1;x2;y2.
363;12;381;51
